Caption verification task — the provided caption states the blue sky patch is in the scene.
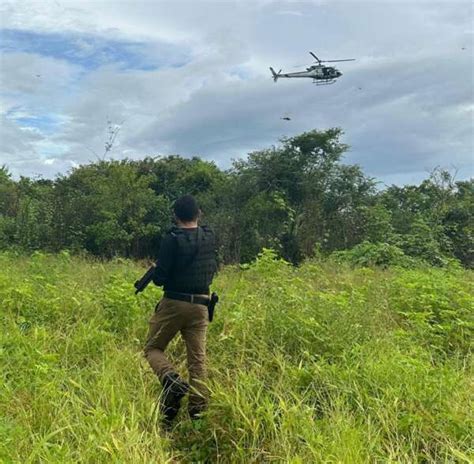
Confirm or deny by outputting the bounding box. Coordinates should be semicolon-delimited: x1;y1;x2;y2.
0;28;186;71
16;115;58;134
6;106;61;134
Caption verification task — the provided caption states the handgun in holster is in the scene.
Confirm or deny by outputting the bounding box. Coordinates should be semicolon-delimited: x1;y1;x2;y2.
208;292;219;322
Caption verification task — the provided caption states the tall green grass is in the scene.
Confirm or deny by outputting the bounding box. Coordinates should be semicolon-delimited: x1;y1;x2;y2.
1;250;473;463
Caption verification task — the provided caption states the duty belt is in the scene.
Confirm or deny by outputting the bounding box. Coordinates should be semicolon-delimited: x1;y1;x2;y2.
163;291;210;306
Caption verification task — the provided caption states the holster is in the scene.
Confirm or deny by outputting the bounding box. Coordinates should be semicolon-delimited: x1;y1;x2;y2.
208;292;219;322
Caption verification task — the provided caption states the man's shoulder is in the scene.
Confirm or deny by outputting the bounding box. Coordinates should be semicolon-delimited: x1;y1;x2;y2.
200;225;215;234
161;227;182;246
163;225;215;246
166;226;182;237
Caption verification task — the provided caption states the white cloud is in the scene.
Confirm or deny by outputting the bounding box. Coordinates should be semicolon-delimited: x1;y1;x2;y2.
276;10;304;17
0;0;472;184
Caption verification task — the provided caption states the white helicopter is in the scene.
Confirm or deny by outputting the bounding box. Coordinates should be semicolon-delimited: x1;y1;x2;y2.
270;51;355;85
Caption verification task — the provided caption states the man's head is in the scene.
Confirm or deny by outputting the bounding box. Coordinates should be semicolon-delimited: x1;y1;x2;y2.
173;195;200;225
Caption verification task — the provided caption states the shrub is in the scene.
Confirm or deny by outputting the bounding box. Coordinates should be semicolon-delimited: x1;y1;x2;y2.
331;241;416;267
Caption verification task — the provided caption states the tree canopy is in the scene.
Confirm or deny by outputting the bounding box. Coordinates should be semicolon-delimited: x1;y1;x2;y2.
1;129;472;267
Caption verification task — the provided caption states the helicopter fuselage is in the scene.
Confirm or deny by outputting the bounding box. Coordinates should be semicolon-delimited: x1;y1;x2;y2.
279;66;341;81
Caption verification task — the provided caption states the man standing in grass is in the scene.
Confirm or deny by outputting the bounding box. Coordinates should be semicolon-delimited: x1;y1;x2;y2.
144;195;218;427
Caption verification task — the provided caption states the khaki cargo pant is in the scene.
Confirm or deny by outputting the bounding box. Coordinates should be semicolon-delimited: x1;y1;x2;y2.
144;297;209;413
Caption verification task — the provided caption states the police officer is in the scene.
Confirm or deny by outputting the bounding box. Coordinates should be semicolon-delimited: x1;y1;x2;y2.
144;195;218;427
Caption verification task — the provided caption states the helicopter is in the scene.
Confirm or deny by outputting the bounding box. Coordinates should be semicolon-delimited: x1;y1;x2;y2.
270;51;355;85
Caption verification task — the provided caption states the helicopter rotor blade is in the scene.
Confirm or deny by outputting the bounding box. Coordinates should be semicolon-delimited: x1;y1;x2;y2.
309;51;321;63
321;59;356;63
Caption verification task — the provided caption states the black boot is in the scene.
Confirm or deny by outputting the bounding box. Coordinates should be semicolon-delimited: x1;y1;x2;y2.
188;405;205;421
160;372;189;427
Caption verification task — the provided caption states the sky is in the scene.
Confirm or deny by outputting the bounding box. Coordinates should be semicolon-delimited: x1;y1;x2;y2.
0;0;473;186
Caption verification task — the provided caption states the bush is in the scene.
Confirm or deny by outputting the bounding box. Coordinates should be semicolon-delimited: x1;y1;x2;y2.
331;241;416;267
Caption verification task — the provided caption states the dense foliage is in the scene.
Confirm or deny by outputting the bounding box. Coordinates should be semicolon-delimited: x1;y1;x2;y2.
1;128;472;267
1;252;472;462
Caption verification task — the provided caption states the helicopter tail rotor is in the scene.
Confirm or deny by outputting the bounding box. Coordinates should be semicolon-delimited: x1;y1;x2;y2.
269;67;281;82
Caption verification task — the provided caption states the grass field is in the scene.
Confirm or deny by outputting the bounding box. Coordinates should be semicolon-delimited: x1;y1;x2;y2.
1;250;473;463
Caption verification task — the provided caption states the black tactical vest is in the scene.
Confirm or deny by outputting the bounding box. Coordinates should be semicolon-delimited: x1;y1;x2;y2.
166;226;217;294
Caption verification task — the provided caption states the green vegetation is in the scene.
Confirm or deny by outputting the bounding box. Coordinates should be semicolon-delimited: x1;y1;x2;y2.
1;129;472;267
1;251;472;463
1;129;473;461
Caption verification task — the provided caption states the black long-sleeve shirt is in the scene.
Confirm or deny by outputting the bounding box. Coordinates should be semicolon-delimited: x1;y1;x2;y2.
152;232;178;286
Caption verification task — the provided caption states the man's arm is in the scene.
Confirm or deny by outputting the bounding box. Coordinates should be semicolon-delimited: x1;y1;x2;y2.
212;230;220;273
152;233;177;286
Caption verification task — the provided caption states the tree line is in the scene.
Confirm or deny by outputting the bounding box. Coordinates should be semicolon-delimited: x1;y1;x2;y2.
0;128;472;267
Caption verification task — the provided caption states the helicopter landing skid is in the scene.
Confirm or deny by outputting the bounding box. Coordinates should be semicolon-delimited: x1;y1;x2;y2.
313;79;336;85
